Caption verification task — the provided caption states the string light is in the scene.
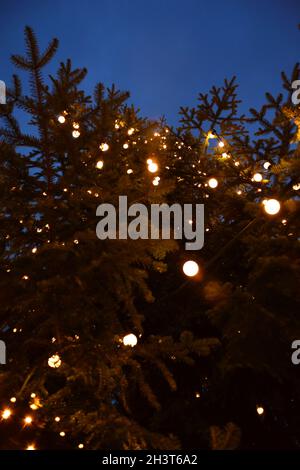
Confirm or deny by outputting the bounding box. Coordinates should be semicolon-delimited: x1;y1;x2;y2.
96;160;104;170
127;169;133;174
127;127;135;136
218;141;225;148
72;122;80;129
32;247;37;254
26;444;36;450
22;275;29;280
148;161;158;173
57;115;66;124
293;183;300;191
99;143;109;152
263;198;281;215
152;176;160;186
122;333;138;347
253;173;263;182
208;178;218;189
2;408;11;420
72;130;80;139
59;431;66;437
54;416;61;422
24;415;33;425
263;161;271;169
10;397;16;403
123;143;129;149
256;405;264;415
207;131;216;139
195;392;201;398
183;260;199;277
78;443;84;449
281;219;287;225
48;354;62;368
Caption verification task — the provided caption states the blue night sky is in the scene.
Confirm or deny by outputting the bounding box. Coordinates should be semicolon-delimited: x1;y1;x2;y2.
1;0;299;124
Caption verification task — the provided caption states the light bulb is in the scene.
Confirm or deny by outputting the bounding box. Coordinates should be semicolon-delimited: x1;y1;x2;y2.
2;408;11;419
72;130;80;139
78;443;84;449
127;127;135;135
96;160;104;169
207;131;216;139
148;162;158;173
263;161;271;170
183;260;199;277
26;444;36;450
24;416;33;425
10;397;16;403
57;115;66;124
122;333;138;347
208;178;218;189
127;169;133;174
48;354;62;368
256;405;264;415
253;173;263;182
72;122;80;129
263;199;280;215
99;143;109;152
218;141;225;148
123;143;129;149
55;416;61;422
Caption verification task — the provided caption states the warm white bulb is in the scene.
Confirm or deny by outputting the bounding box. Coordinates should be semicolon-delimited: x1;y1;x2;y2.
127;127;135;136
256;405;264;415
2;408;11;420
55;416;61;422
96;160;104;169
148;162;158;173
122;333;138;347
24;416;33;425
263;199;280;215
263;161;271;170
183;260;199;277
57;115;66;124
78;443;84;449
253;173;263;182
207;131;216;139
208;178;218;189
123;143;129;149
100;143;109;152
127;169;133;174
10;397;16;403
72;130;80;139
72;122;80;129
26;445;36;450
218;141;225;148
60;431;66;437
48;354;62;368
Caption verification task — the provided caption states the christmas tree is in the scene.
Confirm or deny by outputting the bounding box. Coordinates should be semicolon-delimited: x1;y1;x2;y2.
0;26;299;450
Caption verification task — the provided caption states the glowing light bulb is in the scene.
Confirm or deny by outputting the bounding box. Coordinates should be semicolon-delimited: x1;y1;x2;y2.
222;152;229;158
207;131;216;139
72;122;80;129
263;161;271;170
2;408;11;420
60;431;66;437
30;393;36;398
123;143;129;149
78;443;84;449
57;115;66;124
183;260;199;277
256;405;264;415
127;127;135;135
99;143;109;152
195;392;201;398
48;354;62;368
263;199;281;215
22;275;29;280
127;169;133;174
218;141;225;148
253;173;263;182
10;397;16;403
55;416;61;422
72;130;80;139
148;162;158;173
208;178;218;189
24;416;33;425
293;183;300;191
146;158;153;164
96;160;104;170
32;247;37;254
26;445;36;450
122;333;138;347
